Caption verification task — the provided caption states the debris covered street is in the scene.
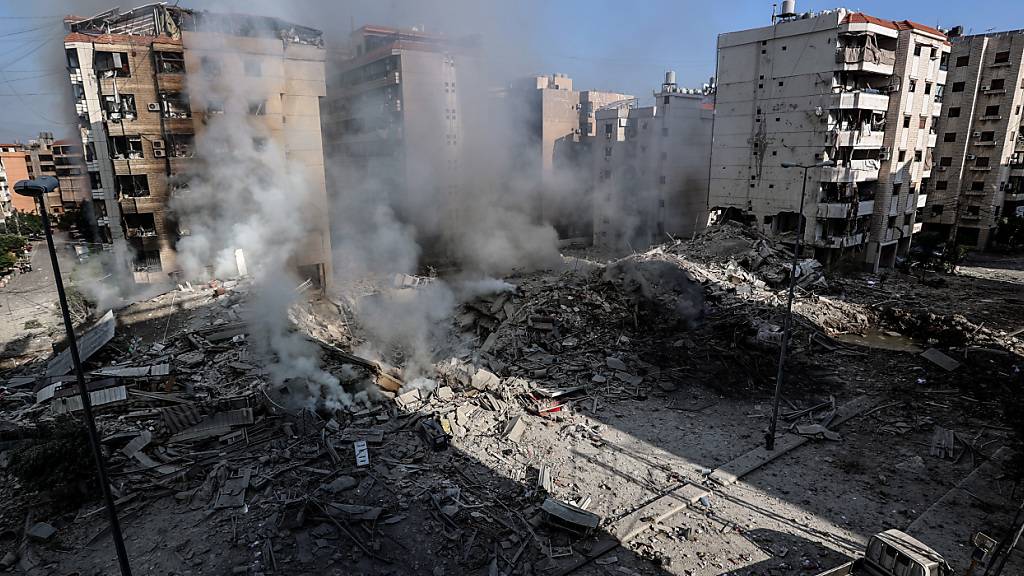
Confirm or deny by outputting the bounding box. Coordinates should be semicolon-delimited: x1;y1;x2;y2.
2;223;1021;575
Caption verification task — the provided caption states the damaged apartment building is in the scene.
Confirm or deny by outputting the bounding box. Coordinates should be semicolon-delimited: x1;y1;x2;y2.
922;28;1024;250
63;3;333;285
593;72;714;250
322;25;483;254
507;73;632;243
710;5;949;270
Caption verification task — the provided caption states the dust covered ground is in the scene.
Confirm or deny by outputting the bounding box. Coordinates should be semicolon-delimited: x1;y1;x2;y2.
1;224;1022;576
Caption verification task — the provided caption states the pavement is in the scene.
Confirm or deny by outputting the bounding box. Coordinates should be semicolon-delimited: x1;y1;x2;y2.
0;240;72;364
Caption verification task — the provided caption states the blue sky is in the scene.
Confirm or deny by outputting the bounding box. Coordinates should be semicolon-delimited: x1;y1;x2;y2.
0;0;1021;141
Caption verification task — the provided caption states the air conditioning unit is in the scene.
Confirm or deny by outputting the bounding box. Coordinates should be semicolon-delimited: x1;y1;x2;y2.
973;132;982;138
967;154;976;160
152;140;165;149
879;150;890;160
153;149;166;158
981;85;989;91
147;102;160;112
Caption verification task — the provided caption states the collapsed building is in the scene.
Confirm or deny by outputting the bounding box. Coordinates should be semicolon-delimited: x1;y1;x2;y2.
922;27;1024;250
593;72;714;250
63;3;333;286
710;6;950;270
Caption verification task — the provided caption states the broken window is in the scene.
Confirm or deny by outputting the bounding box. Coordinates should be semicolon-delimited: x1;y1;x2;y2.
956;55;970;67
940;156;952;166
990;78;1005;90
967;205;981;216
123;212;156;237
248;100;267;116
980;131;995;141
948;106;960;118
89;171;102;189
975;156;990;167
952;81;965;92
109;135;143;159
984;105;1000;117
168;134;195;158
102;94;136;119
116;174;149;198
939;52;949;71
914;150;923;162
935;181;948;190
995;50;1010;64
908;79;917;92
971;181;986;190
931;205;944;215
66;48;80;69
156;51;185;74
943;132;957;142
95;51;130;76
206;99;225;116
161;91;191;118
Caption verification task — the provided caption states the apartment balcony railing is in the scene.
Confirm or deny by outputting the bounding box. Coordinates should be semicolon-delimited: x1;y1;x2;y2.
831;91;890;112
812;231;866;248
820;160;881;183
815;199;875;219
830;129;885;148
835;46;896;75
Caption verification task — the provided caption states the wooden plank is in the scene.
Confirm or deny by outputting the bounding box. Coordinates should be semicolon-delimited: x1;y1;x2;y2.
612;483;709;543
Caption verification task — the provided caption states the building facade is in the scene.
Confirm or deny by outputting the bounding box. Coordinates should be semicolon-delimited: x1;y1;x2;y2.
509;74;632;241
593;73;714;250
64;4;333;285
922;29;1024;249
0;145;33;216
710;8;949;270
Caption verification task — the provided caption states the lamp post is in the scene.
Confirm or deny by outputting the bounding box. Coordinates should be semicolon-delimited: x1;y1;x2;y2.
766;160;835;451
13;177;133;576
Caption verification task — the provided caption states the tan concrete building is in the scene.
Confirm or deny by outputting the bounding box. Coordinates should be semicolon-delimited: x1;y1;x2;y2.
593;73;714;250
710;8;949;270
0;146;34;216
922;29;1024;249
509;73;632;241
64;4;332;285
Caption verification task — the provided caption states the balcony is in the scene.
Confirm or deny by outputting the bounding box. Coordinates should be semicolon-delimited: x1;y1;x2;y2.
1005;193;1024;202
812;231;866;248
836;46;896;75
91;189;106;200
969;165;992;172
820;160;881;183
815;198;875;219
831;91;890;112
831;129;885;148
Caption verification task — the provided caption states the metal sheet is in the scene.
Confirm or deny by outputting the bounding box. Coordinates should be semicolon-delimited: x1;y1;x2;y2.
46;310;116;376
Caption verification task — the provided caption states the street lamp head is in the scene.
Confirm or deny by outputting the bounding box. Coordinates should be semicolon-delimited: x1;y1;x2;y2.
780;162;797;168
816;160;837;167
14;176;59;198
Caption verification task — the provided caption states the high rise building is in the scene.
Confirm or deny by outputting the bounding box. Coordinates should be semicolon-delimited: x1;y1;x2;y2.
592;72;714;249
64;4;333;285
922;29;1024;249
710;7;949;270
509;73;632;241
0;145;33;216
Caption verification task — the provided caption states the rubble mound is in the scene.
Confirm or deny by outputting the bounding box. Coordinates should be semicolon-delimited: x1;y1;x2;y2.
602;254;704;328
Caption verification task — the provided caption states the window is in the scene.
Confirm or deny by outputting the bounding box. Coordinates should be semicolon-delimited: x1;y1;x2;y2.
925;82;932;94
109;135;143;159
931;205;944;215
892;183;902;197
940;156;952;166
919;116;927;129
952;81;965;92
981;131;995;141
778;80;784;87
898;150;907;161
976;157;991;167
206;99;225;115
168;134;195;158
903;116;911;128
95;51;130;76
659;175;667;184
248;100;266;116
156;51;185;74
904;214;912;226
88;171;102;189
967;205;981;215
909;79;917;92
245;58;262;77
914;45;923;57
161;91;191;118
944;132;957;142
102;94;136;119
935;181;948;190
940;52;949;71
971;180;986;190
252;137;268;152
604;146;612;158
116;174;149;198
915;150;923;161
663;95;669;105
995;50;1010;64
65;48;80;69
984;105;1000;117
990;78;1005;90
201;55;221;75
661;126;669;137
956;55;970;67
605;123;613;136
948;106;961;118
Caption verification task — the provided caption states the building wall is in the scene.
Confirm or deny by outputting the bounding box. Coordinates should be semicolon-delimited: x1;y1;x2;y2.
1;151;33;214
593;90;712;250
923;30;1024;249
710;9;947;269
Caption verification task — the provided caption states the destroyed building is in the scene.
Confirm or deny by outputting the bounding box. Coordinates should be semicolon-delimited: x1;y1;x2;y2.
592;72;714;250
710;7;950;270
63;4;333;286
506;73;633;243
922;27;1024;249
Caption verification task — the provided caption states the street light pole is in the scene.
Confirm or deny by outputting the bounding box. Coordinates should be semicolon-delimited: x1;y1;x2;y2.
766;160;835;451
14;177;133;576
